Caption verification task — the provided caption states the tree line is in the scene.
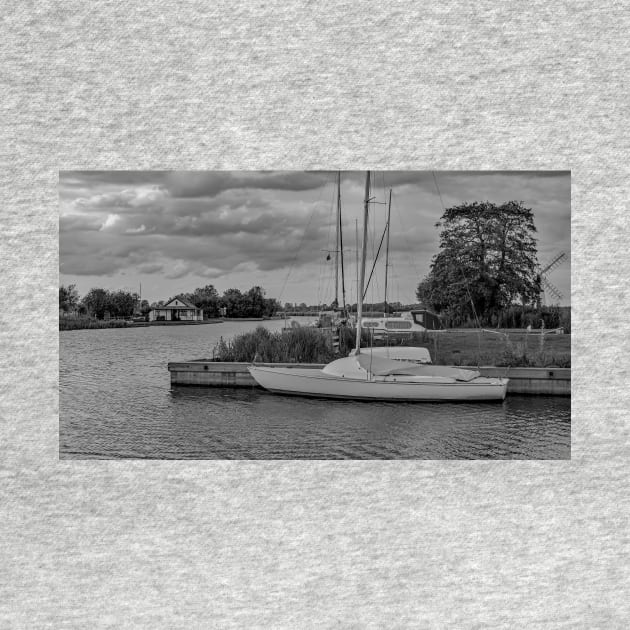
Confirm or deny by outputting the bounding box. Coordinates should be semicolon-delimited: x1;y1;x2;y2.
163;285;281;318
59;286;143;319
59;284;282;319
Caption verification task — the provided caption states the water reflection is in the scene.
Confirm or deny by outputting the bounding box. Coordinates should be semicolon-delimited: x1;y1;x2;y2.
165;387;570;459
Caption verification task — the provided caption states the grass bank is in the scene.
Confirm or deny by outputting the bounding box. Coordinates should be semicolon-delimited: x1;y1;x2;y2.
60;316;133;331
212;326;570;368
412;329;571;368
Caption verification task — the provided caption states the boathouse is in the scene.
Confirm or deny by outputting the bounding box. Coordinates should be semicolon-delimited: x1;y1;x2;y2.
149;297;203;322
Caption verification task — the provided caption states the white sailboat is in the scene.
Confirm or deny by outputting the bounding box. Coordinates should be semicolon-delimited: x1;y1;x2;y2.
249;171;508;402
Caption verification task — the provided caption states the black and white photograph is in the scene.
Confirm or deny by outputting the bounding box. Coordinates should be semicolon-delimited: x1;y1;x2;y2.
60;170;570;459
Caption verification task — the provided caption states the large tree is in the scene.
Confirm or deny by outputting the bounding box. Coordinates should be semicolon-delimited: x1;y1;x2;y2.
417;201;539;326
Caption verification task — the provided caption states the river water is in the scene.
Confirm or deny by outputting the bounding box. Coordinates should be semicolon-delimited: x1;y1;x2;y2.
60;318;570;459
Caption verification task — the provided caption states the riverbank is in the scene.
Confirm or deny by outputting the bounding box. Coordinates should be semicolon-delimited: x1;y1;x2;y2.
59;317;135;331
59;317;224;331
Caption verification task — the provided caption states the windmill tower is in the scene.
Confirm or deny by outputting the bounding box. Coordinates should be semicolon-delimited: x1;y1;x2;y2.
536;251;567;307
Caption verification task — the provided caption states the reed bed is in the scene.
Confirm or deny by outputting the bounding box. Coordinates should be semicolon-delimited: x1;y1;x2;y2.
212;326;337;363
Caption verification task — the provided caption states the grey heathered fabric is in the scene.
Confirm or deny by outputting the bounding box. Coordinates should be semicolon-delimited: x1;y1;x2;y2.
1;1;628;628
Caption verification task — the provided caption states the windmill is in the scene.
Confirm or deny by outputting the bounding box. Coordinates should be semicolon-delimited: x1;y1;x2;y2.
536;251;567;307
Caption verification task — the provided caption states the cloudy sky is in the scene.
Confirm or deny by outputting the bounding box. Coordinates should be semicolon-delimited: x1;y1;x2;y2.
59;171;571;306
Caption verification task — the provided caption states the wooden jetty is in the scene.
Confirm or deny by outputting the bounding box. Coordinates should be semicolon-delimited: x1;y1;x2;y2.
168;361;571;396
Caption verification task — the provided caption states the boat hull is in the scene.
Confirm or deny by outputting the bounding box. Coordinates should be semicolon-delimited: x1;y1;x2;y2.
248;366;508;401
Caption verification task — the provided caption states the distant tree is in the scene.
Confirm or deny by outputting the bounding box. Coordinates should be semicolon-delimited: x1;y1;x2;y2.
416;201;539;326
245;286;266;317
139;300;151;315
109;290;136;318
222;288;245;317
188;284;221;317
82;288;109;319
263;298;281;317
213;286;281;318
59;284;80;313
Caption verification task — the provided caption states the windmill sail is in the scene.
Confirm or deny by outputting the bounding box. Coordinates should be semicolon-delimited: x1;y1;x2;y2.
539;251;567;305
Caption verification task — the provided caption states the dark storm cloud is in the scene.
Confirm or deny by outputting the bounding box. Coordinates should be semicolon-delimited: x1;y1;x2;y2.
164;171;331;198
343;170;569;194
60;171;168;187
60;171;332;200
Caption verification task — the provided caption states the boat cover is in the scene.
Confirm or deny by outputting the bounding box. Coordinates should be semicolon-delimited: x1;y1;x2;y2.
355;354;480;381
350;346;432;363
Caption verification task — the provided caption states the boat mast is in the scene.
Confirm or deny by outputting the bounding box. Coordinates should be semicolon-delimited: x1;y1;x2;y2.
384;188;392;314
355;219;359;310
338;172;346;314
355;171;371;355
334;171;340;310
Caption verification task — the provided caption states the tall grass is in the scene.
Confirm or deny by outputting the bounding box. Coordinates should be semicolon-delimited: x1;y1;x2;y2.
212;326;337;363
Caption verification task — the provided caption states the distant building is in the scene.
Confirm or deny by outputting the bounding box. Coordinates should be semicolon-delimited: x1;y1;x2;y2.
149;297;203;322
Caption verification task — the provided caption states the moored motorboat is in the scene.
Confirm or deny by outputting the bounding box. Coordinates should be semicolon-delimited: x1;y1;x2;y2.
360;309;441;338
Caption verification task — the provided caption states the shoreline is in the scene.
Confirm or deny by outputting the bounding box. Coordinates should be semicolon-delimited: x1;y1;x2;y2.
59;318;225;331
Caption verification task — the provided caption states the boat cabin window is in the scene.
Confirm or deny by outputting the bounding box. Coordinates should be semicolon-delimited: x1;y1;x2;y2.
362;321;379;327
411;312;425;325
385;320;412;330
